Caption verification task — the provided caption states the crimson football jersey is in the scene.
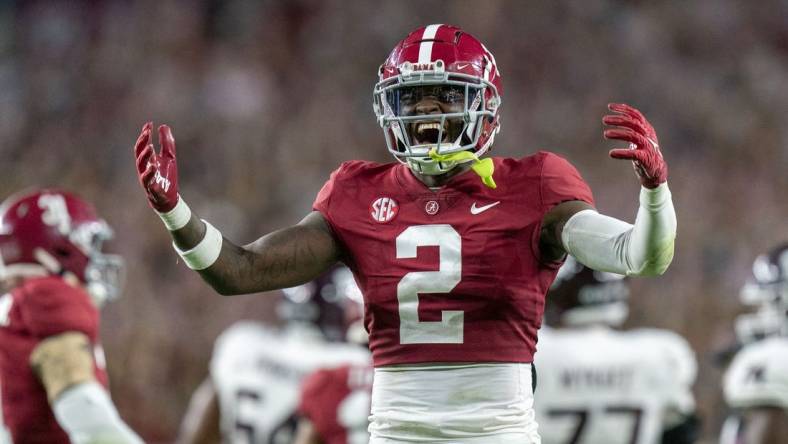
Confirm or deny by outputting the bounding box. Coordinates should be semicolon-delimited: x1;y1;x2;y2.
0;276;108;444
313;151;594;366
298;363;374;444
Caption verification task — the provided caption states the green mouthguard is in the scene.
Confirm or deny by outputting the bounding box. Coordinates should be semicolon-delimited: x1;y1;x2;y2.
428;148;497;189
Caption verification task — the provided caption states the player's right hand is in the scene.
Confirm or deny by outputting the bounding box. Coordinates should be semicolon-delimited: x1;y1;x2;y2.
134;122;179;212
603;103;668;189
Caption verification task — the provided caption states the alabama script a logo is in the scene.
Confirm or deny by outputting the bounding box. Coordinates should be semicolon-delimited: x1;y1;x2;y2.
370;197;399;223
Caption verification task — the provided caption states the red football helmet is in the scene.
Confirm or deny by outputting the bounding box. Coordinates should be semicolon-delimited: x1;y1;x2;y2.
0;189;124;304
373;24;502;175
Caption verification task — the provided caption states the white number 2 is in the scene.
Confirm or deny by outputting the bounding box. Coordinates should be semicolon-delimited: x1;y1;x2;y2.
396;225;463;344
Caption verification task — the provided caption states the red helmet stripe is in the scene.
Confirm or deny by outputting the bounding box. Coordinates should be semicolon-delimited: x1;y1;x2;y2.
418;24;442;64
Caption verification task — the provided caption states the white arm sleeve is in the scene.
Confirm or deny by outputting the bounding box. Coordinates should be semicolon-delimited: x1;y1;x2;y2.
561;183;676;276
52;381;144;444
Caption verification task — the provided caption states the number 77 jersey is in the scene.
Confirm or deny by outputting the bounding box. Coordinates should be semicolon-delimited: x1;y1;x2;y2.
313;152;594;366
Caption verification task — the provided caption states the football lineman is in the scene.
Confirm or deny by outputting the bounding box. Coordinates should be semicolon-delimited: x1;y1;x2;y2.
534;257;699;444
294;268;373;444
0;189;142;444
134;24;677;443
177;266;369;444
719;244;788;444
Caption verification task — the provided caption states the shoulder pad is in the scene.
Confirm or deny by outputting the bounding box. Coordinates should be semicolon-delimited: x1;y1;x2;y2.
17;277;97;338
724;338;788;409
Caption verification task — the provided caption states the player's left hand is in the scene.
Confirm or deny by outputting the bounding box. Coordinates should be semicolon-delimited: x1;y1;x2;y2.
603;103;667;189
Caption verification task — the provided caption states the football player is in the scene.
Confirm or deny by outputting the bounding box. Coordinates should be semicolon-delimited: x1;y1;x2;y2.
134;24;677;443
719;244;788;444
534;257;699;444
0;189;142;444
177;266;369;444
294;268;373;444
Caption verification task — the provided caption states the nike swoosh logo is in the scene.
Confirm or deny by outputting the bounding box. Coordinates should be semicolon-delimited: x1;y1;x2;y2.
470;201;500;215
456;63;470;70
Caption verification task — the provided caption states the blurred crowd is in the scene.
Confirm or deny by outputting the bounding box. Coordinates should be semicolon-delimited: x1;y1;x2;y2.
1;0;787;441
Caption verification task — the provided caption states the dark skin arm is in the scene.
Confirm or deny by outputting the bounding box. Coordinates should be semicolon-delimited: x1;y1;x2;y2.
538;200;596;263
172;211;342;296
173;192;587;297
176;378;222;444
293;418;323;444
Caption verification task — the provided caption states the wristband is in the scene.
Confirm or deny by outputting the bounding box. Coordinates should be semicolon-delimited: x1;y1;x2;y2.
156;195;191;231
173;220;223;270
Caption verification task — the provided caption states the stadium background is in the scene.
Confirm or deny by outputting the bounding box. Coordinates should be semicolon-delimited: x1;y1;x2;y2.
1;0;786;441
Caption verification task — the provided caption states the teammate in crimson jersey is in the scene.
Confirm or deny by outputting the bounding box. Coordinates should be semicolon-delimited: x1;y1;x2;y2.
0;189;142;444
294;270;372;444
133;24;677;443
296;363;374;444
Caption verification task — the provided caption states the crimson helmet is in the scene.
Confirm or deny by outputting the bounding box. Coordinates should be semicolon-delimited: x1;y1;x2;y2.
277;266;364;342
0;189;124;305
735;243;788;343
373;24;502;175
545;257;629;327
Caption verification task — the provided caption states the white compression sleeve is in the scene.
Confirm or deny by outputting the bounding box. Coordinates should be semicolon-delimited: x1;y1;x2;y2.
561;183;676;276
52;381;144;444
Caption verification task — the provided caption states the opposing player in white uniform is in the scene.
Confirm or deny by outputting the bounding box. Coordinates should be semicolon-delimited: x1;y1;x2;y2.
719;243;788;444
177;267;369;444
534;257;699;444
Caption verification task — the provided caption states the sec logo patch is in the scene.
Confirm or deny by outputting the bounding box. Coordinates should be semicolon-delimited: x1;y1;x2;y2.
370;197;399;223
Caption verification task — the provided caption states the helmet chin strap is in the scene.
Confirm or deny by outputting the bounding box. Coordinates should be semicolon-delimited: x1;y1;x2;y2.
33;248;63;275
32;247;103;306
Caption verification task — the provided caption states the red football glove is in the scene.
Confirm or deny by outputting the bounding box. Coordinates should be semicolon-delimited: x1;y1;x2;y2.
603;103;667;189
134;122;179;212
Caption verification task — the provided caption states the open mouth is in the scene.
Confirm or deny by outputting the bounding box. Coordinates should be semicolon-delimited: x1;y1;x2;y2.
412;121;450;145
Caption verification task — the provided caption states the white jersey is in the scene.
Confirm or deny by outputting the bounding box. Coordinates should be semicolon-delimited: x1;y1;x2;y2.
533;326;696;444
723;336;788;410
210;322;369;444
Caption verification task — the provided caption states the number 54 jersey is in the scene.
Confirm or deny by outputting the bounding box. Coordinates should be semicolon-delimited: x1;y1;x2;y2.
210;322;369;444
313;152;594;366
